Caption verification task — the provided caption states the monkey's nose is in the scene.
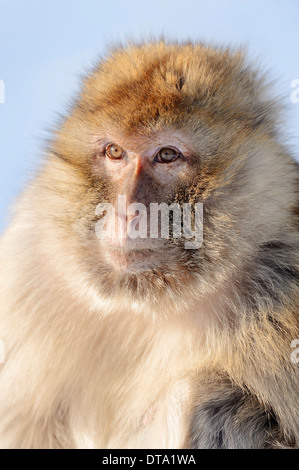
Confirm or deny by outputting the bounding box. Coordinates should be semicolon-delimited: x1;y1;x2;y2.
113;210;147;243
116;212;138;223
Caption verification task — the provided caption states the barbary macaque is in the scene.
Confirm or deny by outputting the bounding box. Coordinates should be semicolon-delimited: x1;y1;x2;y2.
0;40;298;449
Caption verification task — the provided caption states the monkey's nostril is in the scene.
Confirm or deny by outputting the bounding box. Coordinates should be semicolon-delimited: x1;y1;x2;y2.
126;213;140;222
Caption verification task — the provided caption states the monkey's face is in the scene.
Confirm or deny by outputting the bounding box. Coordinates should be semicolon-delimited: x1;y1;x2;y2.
92;129;201;270
49;42;280;305
52;124;208;302
69;126;206;302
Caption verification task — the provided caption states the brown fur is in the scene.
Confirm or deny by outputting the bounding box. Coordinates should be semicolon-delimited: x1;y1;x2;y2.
0;40;298;448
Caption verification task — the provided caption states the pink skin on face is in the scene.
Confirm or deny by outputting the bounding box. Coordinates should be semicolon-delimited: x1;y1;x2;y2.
93;129;197;183
92;130;198;271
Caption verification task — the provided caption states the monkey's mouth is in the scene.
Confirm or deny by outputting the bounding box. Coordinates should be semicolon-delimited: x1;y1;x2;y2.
102;246;163;272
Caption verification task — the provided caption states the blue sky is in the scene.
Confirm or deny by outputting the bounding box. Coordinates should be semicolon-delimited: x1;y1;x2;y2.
0;0;298;233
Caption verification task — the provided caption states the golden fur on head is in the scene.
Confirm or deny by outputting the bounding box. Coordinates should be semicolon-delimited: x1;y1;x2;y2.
0;40;298;449
50;41;298;310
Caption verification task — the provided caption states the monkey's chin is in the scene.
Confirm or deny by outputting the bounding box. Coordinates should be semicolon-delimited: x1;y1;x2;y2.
102;246;162;272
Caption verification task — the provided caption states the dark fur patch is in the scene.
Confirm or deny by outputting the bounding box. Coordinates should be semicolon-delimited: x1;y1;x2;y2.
244;241;299;310
190;382;280;449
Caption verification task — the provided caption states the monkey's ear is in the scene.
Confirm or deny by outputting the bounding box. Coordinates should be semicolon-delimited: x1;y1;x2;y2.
164;71;185;91
176;76;185;91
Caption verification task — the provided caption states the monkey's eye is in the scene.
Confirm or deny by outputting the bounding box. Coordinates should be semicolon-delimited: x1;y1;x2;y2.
155;147;181;163
105;143;124;159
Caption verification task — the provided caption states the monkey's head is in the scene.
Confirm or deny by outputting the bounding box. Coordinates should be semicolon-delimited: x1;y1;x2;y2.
39;41;297;312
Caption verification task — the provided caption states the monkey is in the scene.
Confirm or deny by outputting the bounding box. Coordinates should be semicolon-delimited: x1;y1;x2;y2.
0;40;298;449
